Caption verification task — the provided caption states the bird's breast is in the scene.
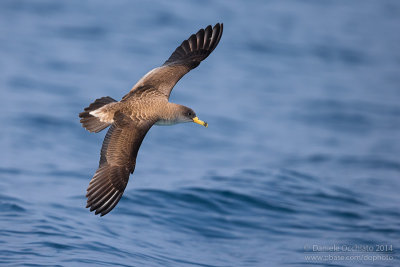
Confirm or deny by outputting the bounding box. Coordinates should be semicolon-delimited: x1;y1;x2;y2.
154;119;178;126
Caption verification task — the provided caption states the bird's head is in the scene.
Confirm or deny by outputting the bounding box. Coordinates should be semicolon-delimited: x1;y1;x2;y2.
178;106;208;127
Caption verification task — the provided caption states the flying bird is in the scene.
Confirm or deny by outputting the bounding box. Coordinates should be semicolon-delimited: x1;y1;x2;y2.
79;23;223;216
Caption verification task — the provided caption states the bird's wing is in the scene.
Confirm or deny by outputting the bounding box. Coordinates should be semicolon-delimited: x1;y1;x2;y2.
122;23;223;100
86;112;154;216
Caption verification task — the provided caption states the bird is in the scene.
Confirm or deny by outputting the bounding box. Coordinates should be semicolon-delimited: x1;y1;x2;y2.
79;23;223;216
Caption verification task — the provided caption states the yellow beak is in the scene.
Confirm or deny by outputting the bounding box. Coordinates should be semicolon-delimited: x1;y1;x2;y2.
193;117;208;128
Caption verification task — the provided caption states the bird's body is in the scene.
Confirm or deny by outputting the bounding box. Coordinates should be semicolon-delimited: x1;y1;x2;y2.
79;23;223;216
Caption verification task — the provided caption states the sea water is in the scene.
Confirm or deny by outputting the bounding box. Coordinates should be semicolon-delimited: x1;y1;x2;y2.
0;1;399;266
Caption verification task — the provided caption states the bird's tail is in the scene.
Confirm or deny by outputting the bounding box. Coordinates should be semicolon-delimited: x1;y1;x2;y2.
79;96;117;133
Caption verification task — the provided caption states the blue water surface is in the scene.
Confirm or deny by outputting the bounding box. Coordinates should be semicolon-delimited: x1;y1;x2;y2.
1;0;400;266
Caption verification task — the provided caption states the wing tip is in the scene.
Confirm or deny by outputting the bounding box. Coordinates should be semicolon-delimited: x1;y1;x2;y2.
85;164;127;217
163;22;224;66
86;190;123;217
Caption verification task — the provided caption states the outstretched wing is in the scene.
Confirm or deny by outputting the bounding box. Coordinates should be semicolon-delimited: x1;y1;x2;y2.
123;23;223;100
86;112;153;216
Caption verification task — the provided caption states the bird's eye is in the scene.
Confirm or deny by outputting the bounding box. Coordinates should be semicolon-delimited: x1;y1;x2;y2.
187;112;192;116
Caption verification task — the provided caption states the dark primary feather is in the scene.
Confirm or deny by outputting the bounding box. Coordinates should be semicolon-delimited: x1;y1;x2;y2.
86;112;154;216
163;23;223;68
124;23;223;99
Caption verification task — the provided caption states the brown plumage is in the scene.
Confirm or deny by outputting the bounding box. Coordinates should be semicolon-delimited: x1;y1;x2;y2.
79;23;223;216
